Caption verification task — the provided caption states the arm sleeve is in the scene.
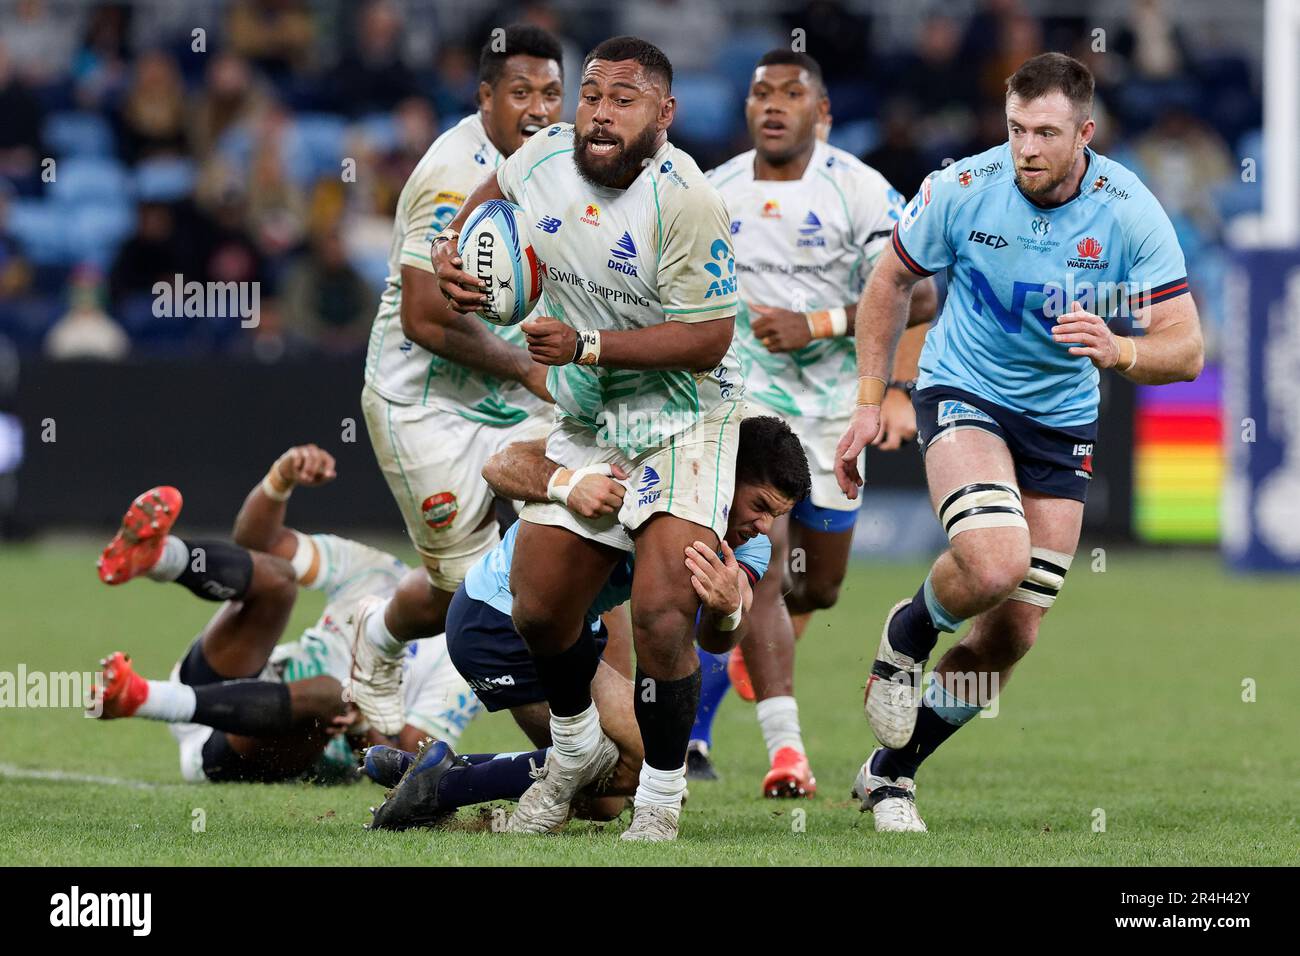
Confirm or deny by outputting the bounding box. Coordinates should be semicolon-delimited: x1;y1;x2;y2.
1124;196;1190;312
891;169;958;277
658;185;740;323
734;534;772;584
398;172;468;275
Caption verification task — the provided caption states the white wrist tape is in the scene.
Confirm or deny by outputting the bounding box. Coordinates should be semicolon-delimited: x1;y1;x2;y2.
716;601;743;632
575;329;602;366
547;463;615;507
806;306;849;338
261;473;293;502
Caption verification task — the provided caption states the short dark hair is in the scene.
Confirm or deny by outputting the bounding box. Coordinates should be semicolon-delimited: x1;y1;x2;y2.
755;49;825;95
1005;52;1094;123
582;35;672;91
736;417;812;505
478;24;564;88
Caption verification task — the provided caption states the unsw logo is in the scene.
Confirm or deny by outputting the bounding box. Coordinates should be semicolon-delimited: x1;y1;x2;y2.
703;239;737;298
797;211;826;247
536;216;562;234
637;465;663;506
608;231;638;277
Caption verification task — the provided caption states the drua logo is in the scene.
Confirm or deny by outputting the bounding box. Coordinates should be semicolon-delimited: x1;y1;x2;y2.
703;239;736;298
607;231;639;277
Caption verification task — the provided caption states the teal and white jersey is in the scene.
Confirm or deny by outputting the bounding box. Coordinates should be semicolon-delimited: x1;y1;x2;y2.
463;519;771;628
495;123;744;457
894;144;1189;427
365;113;545;426
709;142;903;418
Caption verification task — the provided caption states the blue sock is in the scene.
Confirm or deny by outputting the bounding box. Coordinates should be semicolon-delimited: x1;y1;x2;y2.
872;676;982;779
435;748;548;808
689;648;731;747
887;574;962;663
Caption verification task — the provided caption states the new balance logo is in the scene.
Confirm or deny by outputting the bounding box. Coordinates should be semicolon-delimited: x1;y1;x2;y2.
607;231;639;276
536;216;562;234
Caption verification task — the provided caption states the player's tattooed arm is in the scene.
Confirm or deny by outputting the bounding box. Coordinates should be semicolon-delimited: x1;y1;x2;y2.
522;315;735;370
232;445;337;557
482;439;629;519
1051;294;1204;385
686;540;753;653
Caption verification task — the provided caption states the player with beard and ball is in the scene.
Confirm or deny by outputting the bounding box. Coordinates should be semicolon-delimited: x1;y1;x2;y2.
351;26;567;738
836;53;1203;832
433;36;744;842
692;50;938;797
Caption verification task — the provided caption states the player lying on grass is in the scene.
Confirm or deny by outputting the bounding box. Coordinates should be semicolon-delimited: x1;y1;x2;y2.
89;444;481;782
365;416;810;831
836;53;1204;832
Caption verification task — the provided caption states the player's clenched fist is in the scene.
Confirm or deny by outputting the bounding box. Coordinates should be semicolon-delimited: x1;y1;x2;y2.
273;444;336;487
750;304;812;353
431;237;487;313
563;463;629;519
522;316;579;366
834;404;881;499
1051;300;1122;369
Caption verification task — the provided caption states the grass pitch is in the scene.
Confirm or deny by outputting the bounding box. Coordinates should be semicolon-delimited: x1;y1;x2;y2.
2;541;1296;866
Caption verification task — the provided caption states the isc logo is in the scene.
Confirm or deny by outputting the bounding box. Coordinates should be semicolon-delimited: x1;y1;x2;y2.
968;230;1008;249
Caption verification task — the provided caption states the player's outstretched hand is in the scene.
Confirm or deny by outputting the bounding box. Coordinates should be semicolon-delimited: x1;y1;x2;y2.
685;539;751;619
274;444;336;488
1052;300;1120;369
874;386;917;451
750;304;812;353
566;463;629;519
432;238;487;313
834;405;880;499
522;317;579;366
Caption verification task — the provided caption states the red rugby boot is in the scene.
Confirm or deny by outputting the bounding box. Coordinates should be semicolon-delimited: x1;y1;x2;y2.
97;486;182;585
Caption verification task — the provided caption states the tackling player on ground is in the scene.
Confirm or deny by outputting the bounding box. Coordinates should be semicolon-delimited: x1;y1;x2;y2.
435;37;746;841
836;53;1203;832
695;49;937;796
91;446;480;782
353;25;568;736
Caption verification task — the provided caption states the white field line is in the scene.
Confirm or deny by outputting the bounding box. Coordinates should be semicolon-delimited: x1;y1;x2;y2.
0;762;171;790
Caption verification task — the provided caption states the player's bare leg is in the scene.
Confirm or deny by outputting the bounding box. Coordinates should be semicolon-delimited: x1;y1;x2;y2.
620;514;718;841
865;428;1030;749
860;492;1081;831
503;521;622;833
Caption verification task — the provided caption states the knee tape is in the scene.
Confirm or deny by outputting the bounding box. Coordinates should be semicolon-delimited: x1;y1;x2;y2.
1009;548;1073;608
937;481;1027;540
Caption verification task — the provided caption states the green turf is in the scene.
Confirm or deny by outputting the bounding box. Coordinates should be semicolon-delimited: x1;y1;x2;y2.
2;541;1297;866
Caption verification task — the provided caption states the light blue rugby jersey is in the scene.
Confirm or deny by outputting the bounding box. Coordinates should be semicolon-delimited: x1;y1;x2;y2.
893;143;1189;428
464;521;772;628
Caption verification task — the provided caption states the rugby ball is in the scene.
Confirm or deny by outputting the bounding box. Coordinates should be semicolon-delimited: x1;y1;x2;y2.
459;199;543;327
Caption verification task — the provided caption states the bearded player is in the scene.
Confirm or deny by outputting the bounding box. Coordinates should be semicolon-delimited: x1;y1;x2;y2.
694;50;937;796
352;25;568;736
434;37;744;841
90;445;480;782
836;53;1203;832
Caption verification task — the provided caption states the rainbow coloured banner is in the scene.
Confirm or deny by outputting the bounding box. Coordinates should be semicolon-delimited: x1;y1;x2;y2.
1133;363;1222;542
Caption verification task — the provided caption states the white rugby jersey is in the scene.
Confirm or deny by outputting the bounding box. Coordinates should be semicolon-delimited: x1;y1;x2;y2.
365;114;546;426
496;123;743;457
708;141;903;418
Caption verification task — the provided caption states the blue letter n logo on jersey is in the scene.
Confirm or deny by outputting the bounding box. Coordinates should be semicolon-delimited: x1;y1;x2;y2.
608;231;638;277
969;267;1051;334
537;216;562;234
637;465;662;506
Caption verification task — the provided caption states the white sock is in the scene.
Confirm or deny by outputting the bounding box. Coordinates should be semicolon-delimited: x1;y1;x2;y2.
756;695;804;762
548;702;601;767
135;681;197;722
145;536;188;582
365;599;404;656
633;760;687;810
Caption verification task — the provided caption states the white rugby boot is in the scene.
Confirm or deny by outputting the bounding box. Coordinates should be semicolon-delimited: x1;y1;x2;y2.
346;596;406;736
851;748;928;833
620;803;680;842
864;599;923;749
505;732;619;834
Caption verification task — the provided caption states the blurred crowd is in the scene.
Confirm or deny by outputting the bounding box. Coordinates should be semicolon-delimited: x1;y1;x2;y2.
0;0;1261;361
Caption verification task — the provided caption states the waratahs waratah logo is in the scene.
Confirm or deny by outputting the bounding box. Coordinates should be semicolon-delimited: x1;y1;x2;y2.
703;239;736;298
